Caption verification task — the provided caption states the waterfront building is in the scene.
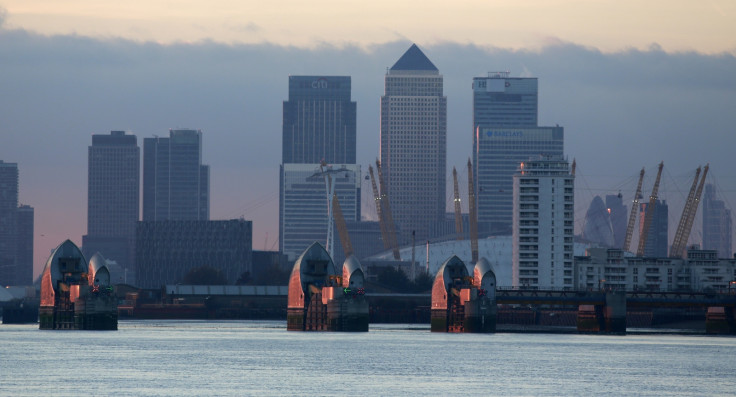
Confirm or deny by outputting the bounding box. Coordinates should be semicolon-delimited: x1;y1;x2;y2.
83;131;139;278
576;247;736;292
605;193;628;249
512;155;575;289
282;76;356;164
0;160;18;285
143;129;209;221
279;163;361;262
135;219;252;289
702;184;732;258
380;44;447;242
476;126;564;235
638;199;668;257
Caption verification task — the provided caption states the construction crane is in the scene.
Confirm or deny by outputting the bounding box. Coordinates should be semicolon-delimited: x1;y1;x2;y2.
376;159;401;260
453;167;463;241
332;193;353;258
670;164;709;258
637;162;664;257
623;168;645;253
368;165;391;251
467;158;479;264
670;166;702;257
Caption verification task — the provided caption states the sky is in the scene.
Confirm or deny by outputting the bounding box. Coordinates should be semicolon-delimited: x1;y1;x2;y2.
1;1;735;278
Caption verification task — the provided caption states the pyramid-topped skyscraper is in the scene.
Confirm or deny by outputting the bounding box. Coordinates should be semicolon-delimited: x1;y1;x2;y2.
380;44;447;243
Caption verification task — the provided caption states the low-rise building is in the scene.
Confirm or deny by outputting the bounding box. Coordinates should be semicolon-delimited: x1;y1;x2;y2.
576;247;736;292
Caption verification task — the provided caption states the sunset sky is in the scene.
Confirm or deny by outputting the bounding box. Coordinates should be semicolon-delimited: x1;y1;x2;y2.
1;1;735;278
3;0;735;52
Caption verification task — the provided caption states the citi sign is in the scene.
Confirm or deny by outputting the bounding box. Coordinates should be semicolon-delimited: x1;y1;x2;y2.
487;130;522;137
312;77;328;88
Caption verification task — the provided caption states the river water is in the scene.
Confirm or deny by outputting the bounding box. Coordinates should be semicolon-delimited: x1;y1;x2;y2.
2;320;735;396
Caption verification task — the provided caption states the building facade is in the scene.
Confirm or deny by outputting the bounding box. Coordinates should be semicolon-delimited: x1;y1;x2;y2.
476;126;564;235
638;199;668;257
702;184;732;258
512;155;574;289
380;43;447;242
605;193;628;249
279;163;361;262
576;247;736;292
135;219;252;288
83;131;140;277
143;129;209;221
15;204;34;285
282;76;356;164
0;161;19;285
280;75;360;263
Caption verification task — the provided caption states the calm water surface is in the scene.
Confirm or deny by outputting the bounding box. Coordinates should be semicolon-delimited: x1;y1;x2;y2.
2;320;735;396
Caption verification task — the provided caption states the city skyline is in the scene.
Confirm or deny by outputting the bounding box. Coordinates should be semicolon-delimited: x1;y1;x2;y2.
2;6;736;278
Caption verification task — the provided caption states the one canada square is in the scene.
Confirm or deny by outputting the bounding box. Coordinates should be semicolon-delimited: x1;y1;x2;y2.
380;44;446;242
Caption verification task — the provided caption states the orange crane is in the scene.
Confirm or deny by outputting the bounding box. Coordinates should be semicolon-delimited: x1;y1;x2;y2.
623;168;645;253
467;158;479;264
453;167;463;241
670;164;709;258
637;162;664;257
670;166;702;257
376;159;401;260
332;193;353;258
368;165;391;252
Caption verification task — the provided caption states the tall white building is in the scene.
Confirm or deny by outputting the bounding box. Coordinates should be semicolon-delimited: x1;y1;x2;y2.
512;155;574;289
380;44;447;242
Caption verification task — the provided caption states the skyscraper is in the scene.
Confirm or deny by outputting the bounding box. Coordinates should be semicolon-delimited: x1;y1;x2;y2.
280;164;361;262
0;161;18;285
582;196;614;247
83;131;140;276
512;155;574;289
15;204;34;285
472;72;563;235
475;126;564;235
639;200;668;257
702;184;732;258
0;161;33;286
606;193;628;249
280;76;360;261
380;44;447;242
283;76;356;164
143;129;209;221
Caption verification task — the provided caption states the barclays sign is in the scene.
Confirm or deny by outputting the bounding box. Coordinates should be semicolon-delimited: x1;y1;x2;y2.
487;130;522;137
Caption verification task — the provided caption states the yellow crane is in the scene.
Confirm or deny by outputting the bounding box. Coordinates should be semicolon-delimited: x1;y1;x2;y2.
670;164;709;258
670;166;702;257
332;193;353;258
376;159;401;260
368;165;391;252
467;158;479;264
453;167;463;241
637;162;664;257
623;168;645;253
